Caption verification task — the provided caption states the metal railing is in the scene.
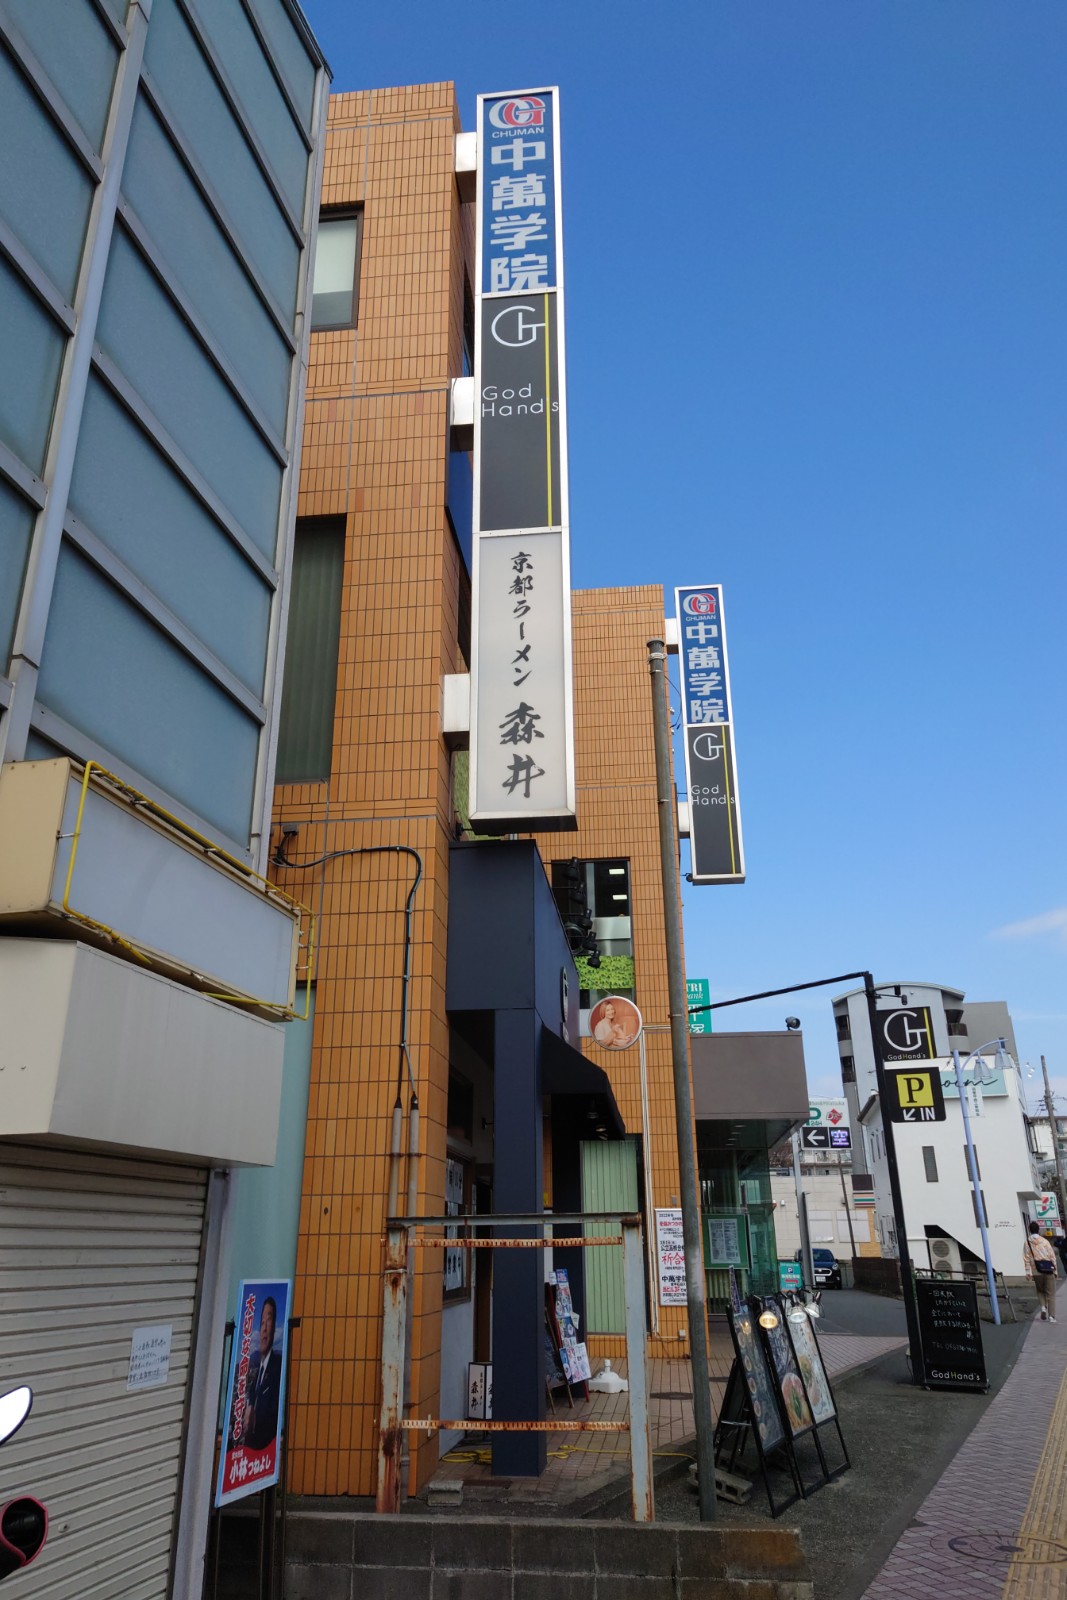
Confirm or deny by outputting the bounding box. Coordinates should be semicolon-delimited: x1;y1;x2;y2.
377;1211;654;1520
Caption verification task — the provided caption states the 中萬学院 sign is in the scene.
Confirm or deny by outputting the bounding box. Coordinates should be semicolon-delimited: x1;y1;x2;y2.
469;89;575;830
676;585;744;882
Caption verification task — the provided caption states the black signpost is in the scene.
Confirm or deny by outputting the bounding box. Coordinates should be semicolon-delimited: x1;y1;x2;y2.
914;1277;988;1392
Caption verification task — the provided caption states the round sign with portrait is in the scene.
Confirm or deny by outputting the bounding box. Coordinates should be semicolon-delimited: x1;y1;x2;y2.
589;995;643;1051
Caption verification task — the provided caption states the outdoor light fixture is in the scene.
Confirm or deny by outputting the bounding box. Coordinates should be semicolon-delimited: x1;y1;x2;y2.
787;1308;809;1325
785;1017;801;1031
758;1308;779;1330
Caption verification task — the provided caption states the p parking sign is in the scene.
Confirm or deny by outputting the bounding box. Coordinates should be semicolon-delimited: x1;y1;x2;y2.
885;1065;946;1124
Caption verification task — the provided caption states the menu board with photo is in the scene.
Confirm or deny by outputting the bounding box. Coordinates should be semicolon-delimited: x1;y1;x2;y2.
552;1269;591;1384
760;1311;815;1438
784;1309;836;1426
728;1305;785;1456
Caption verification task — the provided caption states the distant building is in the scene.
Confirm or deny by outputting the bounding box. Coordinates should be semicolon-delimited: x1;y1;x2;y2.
831;985;1034;1277
769;1099;881;1264
0;1;327;1590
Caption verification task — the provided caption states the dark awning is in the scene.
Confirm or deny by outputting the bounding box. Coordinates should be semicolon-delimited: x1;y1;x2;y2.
540;1027;626;1138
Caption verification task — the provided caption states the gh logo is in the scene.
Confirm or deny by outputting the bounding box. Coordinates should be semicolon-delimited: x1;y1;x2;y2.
882;1008;932;1057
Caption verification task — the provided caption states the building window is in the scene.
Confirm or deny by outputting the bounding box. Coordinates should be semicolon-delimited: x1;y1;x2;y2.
275;518;344;783
550;859;635;1021
971;1188;989;1229
311;213;362;330
840;1054;855;1083
835;1012;852;1041
922;1146;938;1183
461;273;475;376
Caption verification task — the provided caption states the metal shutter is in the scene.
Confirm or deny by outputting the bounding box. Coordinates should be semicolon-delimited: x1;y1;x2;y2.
0;1144;208;1599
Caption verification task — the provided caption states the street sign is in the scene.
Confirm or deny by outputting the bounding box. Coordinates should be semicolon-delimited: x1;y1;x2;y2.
687;977;712;1034
885;1064;947;1124
800;1126;853;1150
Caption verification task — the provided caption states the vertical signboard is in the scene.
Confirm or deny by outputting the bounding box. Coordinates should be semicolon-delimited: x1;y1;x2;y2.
687;977;712;1034
470;89;575;830
675;586;744;882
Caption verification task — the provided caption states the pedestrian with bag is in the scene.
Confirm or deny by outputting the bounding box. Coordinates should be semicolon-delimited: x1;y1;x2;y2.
1025;1221;1057;1322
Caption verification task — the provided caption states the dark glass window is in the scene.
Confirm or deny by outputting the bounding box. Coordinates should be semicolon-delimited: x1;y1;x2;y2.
311;213;362;330
922;1146;938;1183
275;518;344;783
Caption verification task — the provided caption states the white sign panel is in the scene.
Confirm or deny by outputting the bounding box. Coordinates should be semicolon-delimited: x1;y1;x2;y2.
127;1324;172;1391
655;1207;687;1306
471;532;572;821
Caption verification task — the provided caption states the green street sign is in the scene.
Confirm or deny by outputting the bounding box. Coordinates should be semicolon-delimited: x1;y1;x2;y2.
687;978;712;1034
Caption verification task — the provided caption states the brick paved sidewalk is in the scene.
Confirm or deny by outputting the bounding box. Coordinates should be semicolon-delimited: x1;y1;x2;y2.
860;1310;1067;1600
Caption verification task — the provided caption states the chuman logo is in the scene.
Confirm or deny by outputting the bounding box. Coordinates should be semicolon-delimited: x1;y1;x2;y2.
488;96;546;130
681;592;718;616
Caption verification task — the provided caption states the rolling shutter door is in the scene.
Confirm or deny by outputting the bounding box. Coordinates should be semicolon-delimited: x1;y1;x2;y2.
0;1144;208;1600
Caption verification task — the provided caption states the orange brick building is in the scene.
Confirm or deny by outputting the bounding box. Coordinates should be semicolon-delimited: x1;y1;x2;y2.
270;83;693;1500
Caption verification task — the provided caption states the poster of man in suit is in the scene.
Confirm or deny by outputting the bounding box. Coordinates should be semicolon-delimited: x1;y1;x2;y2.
215;1279;291;1507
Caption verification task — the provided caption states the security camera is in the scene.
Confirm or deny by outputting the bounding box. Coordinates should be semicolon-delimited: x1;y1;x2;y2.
785;1017;801;1031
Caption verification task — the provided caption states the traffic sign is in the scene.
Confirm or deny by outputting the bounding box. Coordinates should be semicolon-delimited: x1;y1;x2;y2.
885;1064;947;1124
801;1126;852;1150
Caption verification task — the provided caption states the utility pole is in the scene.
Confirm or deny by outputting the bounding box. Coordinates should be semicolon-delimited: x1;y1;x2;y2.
791;1131;816;1290
647;639;717;1521
838;1159;858;1268
1040;1055;1067;1231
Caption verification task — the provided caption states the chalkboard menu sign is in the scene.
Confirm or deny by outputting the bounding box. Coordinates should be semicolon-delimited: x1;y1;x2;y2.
915;1277;988;1391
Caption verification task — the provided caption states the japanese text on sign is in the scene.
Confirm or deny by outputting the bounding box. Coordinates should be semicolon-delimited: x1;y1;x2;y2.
656;1208;687;1306
675;585;745;883
481;93;558;295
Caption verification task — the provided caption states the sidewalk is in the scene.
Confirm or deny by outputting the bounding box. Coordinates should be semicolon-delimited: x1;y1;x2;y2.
860;1310;1067;1600
419;1321;907;1512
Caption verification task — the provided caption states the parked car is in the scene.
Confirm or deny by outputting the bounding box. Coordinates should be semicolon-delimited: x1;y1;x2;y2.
795;1247;842;1289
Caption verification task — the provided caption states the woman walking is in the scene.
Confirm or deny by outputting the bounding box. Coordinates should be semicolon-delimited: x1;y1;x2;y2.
1025;1221;1057;1322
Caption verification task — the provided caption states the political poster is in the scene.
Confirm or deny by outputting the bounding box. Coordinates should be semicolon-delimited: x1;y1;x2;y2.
215;1279;291;1507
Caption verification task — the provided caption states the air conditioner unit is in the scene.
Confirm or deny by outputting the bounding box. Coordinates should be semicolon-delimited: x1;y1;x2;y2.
929;1237;962;1277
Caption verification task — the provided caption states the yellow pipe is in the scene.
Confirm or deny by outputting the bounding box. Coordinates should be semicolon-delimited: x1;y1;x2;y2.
60;760;315;1019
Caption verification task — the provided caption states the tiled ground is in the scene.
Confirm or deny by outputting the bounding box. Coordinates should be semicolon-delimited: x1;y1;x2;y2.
421;1323;907;1508
861;1311;1067;1600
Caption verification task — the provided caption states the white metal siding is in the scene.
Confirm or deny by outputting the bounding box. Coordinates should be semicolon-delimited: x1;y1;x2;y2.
0;1144;208;1599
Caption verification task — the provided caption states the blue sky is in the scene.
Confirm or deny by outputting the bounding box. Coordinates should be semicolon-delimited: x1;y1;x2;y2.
303;2;1067;1105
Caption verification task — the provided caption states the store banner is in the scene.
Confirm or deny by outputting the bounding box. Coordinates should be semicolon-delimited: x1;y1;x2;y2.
687;977;712;1034
215;1279;291;1507
675;585;745;883
470;88;575;830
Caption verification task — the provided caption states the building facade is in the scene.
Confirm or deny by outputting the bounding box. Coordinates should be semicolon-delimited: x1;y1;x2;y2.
262;83;715;1499
0;1;327;1593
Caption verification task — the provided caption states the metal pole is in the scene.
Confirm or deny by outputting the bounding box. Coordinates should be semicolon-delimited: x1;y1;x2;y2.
839;1158;858;1271
952;1048;1001;1325
791;1132;815;1291
1040;1055;1067;1233
862;976;923;1384
623;1217;654;1521
647;639;717;1520
376;1224;408;1513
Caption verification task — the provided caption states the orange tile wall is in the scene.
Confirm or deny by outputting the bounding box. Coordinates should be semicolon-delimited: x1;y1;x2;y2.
273;83;469;1500
274;88;689;1500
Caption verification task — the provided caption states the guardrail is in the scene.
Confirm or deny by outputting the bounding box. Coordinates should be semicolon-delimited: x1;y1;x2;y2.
376;1212;653;1520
